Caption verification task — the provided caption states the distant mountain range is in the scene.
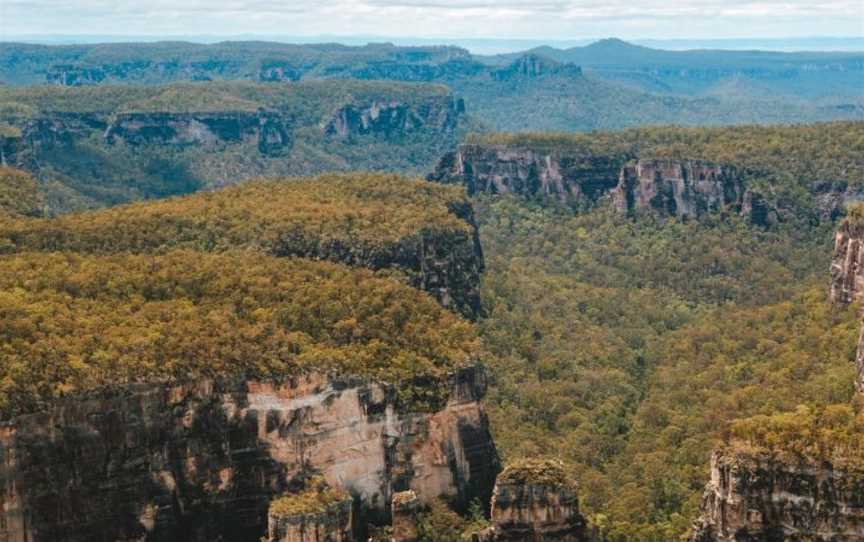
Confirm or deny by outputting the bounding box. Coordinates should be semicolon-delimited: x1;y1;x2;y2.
1;39;861;133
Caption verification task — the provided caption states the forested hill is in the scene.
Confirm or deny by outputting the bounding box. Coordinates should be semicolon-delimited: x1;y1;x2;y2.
1;40;862;133
0;80;468;213
486;38;864;98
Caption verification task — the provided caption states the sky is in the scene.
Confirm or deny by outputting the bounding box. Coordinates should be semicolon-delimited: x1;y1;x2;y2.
0;0;862;42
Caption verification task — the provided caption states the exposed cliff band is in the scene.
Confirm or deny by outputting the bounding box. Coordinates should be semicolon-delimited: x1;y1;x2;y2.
689;450;864;542
429;144;775;224
0;368;499;542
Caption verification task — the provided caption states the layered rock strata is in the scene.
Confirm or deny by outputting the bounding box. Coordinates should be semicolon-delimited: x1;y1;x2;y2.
0;366;499;542
267;491;354;542
612;159;745;220
474;460;588;542
391;490;422;542
689;450;864;542
428;144;624;206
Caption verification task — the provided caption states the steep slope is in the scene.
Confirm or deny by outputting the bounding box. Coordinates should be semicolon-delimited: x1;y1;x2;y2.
504;38;864;99
0;252;498;541
0;173;484;319
431;123;864;223
0;173;499;541
0;81;466;213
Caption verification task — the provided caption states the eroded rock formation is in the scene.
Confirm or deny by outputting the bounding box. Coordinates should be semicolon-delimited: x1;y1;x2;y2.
391;491;421;542
0;367;499;542
830;213;864;308
474;460;588;542
324;97;462;139
428;145;624;206
268;499;353;542
612;159;745;220
688;450;864;542
105;111;292;154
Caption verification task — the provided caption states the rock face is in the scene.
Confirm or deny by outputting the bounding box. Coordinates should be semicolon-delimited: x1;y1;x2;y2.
474;460;588;542
689;450;864;542
813;181;864;222
612;159;745;220
267;497;354;542
0;366;499;542
105;111;292;154
428;145;624;206
830;214;864;307
324;97;462;139
391;491;421;542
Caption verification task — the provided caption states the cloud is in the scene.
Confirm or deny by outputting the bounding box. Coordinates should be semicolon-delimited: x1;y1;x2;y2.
0;0;861;39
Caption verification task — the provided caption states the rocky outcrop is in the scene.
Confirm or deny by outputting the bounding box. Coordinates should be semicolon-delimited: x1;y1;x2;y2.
428;145;625;206
267;498;353;542
267;482;354;542
47;65;107;86
830;213;864;307
391;491;421;542
612;159;745;220
104;111;292;154
324;97;462;139
688;450;864;542
0;366;499;542
474;460;588;542
492;55;583;81
814;181;864;222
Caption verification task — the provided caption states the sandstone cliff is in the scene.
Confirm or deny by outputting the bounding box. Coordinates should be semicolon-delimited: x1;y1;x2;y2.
324;97;462;139
689;450;864;542
105;111;292;154
474;459;588;542
428;144;624;206
830;211;864;308
0;366;499;542
611;159;746;221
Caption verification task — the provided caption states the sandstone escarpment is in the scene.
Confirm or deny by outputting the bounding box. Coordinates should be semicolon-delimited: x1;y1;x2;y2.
324;97;462;139
474;460;588;542
0;366;499;542
428;144;624;206
105;111;292;154
830;211;864;308
612;159;746;220
267;480;354;542
688;450;864;542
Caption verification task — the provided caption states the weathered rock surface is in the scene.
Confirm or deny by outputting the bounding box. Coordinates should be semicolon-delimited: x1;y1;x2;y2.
105;111;292;154
474;462;588;542
0;366;499;542
813;181;864;222
612;159;745;220
688;450;864;542
428;144;624;206
830;214;864;307
324;97;462;139
391;490;421;542
267;496;354;542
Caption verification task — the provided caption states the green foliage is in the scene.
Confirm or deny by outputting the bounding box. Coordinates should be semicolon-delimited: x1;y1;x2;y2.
476;194;856;541
498;458;575;488
0;250;479;418
269;477;349;517
0;167;42;217
471;122;864;189
0;81;463;213
730;405;864;470
416;500;470;542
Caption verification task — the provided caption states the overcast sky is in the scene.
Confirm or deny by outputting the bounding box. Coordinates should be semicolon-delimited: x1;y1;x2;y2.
0;0;862;40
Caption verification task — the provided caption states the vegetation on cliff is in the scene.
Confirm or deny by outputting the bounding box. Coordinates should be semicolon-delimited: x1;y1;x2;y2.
1;173;471;252
470;122;864;194
269;478;350;517
477;193;856;541
0;250;479;418
729;404;864;470
497;458;575;488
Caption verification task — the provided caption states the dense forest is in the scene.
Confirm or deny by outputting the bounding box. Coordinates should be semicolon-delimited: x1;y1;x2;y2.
0;81;468;212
